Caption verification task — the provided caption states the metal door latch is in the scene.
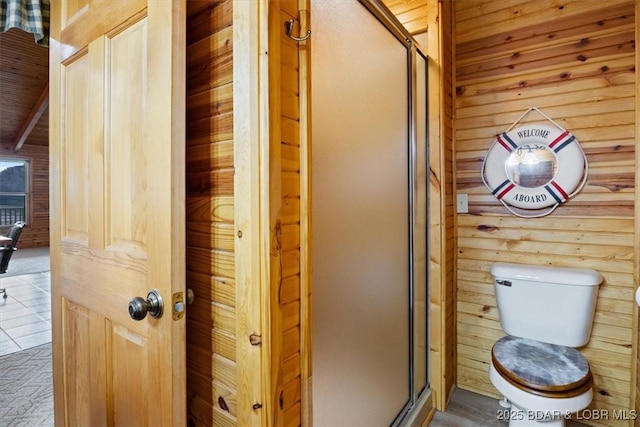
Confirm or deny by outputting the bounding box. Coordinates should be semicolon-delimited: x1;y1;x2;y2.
172;289;194;321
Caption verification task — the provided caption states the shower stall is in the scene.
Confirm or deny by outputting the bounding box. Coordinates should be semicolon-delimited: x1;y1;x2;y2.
310;0;429;424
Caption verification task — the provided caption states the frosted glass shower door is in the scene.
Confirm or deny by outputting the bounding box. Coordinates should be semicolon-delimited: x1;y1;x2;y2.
311;1;410;425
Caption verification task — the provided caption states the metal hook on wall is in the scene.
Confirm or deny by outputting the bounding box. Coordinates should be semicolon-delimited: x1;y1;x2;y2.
284;18;311;42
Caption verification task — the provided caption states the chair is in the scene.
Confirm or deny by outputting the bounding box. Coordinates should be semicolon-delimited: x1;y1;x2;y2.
0;221;26;299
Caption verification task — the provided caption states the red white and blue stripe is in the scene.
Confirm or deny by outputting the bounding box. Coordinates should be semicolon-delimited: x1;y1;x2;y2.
548;130;576;153
544;180;569;203
496;133;518;152
492;179;515;200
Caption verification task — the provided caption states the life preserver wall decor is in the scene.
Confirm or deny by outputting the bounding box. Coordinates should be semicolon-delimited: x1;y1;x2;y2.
481;108;588;218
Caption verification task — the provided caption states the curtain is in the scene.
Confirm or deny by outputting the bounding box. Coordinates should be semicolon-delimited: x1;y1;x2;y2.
0;0;49;46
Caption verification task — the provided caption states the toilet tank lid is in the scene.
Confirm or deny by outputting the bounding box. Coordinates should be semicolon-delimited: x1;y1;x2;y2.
491;262;602;287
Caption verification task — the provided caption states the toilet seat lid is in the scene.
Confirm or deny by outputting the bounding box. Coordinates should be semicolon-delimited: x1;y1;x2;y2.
492;335;592;394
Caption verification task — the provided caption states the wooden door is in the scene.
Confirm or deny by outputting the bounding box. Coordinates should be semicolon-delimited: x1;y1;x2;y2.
49;0;186;425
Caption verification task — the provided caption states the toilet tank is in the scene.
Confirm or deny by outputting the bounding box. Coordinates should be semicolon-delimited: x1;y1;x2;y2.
491;262;602;347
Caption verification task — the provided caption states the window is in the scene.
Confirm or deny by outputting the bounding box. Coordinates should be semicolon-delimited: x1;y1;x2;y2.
0;159;29;226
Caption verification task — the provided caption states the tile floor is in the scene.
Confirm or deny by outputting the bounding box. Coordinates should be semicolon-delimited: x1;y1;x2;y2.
0;272;51;356
0;247;51;356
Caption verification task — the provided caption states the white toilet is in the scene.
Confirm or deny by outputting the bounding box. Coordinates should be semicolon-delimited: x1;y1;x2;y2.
489;262;602;426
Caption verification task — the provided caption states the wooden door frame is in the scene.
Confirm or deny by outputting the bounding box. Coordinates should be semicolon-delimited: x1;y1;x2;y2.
298;0;313;424
233;1;273;425
264;0;311;425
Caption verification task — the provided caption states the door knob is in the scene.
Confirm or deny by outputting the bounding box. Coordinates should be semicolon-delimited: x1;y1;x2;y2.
129;289;164;320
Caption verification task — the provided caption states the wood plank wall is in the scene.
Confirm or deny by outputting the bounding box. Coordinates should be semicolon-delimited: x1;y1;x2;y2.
635;1;640;421
453;1;637;425
269;1;304;425
0;142;49;248
185;1;237;425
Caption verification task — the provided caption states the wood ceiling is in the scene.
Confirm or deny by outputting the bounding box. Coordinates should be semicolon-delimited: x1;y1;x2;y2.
0;0;426;153
383;0;428;35
0;28;50;151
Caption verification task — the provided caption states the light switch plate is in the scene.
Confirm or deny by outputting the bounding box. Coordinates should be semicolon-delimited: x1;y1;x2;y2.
457;194;469;213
